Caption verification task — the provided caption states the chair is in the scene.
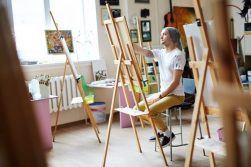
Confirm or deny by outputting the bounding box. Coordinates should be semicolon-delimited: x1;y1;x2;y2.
181;78;196;109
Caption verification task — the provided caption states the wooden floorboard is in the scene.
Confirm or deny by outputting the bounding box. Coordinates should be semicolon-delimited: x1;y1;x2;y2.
47;108;225;167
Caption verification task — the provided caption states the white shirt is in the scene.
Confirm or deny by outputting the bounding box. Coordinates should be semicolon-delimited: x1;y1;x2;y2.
152;48;185;96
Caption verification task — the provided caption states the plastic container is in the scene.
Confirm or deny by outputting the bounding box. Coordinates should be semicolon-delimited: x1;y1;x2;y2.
92;110;106;123
89;102;106;123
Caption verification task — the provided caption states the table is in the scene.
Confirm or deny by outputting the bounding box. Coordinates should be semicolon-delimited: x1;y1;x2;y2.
31;95;57;151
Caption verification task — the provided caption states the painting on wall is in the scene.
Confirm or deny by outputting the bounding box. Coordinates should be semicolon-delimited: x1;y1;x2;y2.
135;0;150;3
100;0;119;5
101;8;121;24
45;30;74;54
130;29;138;43
141;20;151;42
92;59;107;81
173;6;196;48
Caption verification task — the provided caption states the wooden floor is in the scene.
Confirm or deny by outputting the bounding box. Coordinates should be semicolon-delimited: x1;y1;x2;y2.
47;108;225;167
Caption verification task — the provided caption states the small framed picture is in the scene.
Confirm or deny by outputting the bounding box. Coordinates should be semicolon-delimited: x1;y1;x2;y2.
112;9;121;18
100;0;119;5
135;0;150;3
101;8;121;24
141;20;151;42
45;30;74;54
130;29;138;43
92;59;107;81
101;8;109;22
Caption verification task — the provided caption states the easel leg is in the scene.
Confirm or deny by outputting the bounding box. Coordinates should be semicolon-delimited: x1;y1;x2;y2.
130;116;142;153
149;117;168;166
199;108;216;167
102;89;117;167
76;82;101;143
83;105;101;142
185;103;199;167
185;51;216;166
53;60;67;141
102;62;121;167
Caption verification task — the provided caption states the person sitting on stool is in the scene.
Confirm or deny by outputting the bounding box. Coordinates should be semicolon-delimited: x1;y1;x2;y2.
133;27;185;147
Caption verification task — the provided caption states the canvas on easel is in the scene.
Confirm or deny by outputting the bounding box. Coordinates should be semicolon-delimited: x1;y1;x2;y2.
49;11;101;144
102;3;168;167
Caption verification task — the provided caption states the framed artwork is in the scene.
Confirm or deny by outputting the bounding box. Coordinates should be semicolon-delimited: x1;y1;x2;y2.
101;8;121;24
141;20;151;42
130;29;138;43
45;30;74;54
92;59;107;81
173;6;196;48
135;0;150;3
100;0;119;5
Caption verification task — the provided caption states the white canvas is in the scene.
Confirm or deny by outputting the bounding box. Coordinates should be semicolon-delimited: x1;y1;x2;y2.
183;21;218;107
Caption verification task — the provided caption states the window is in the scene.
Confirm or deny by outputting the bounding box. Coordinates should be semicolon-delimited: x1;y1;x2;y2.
11;0;99;64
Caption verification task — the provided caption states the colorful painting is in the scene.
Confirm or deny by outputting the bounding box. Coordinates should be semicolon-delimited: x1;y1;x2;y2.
45;30;74;54
173;6;196;48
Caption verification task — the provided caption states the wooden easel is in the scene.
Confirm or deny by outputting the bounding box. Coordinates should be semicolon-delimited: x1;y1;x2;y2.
136;17;160;92
213;85;251;167
0;6;47;167
212;1;251;166
136;16;148;83
184;0;243;166
49;11;101;143
102;3;168;166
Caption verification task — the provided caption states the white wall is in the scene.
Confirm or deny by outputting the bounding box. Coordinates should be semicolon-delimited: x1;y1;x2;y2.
21;0;247;126
95;0;228;77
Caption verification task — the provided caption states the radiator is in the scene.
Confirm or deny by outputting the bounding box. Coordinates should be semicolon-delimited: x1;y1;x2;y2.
49;75;82;112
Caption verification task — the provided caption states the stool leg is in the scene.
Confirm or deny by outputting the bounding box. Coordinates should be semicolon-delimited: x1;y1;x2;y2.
179;107;183;144
169;109;173;161
154;138;157;152
198;119;206;156
166;110;169;126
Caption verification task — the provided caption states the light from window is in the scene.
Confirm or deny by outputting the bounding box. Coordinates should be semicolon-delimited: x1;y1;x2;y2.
12;0;99;64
